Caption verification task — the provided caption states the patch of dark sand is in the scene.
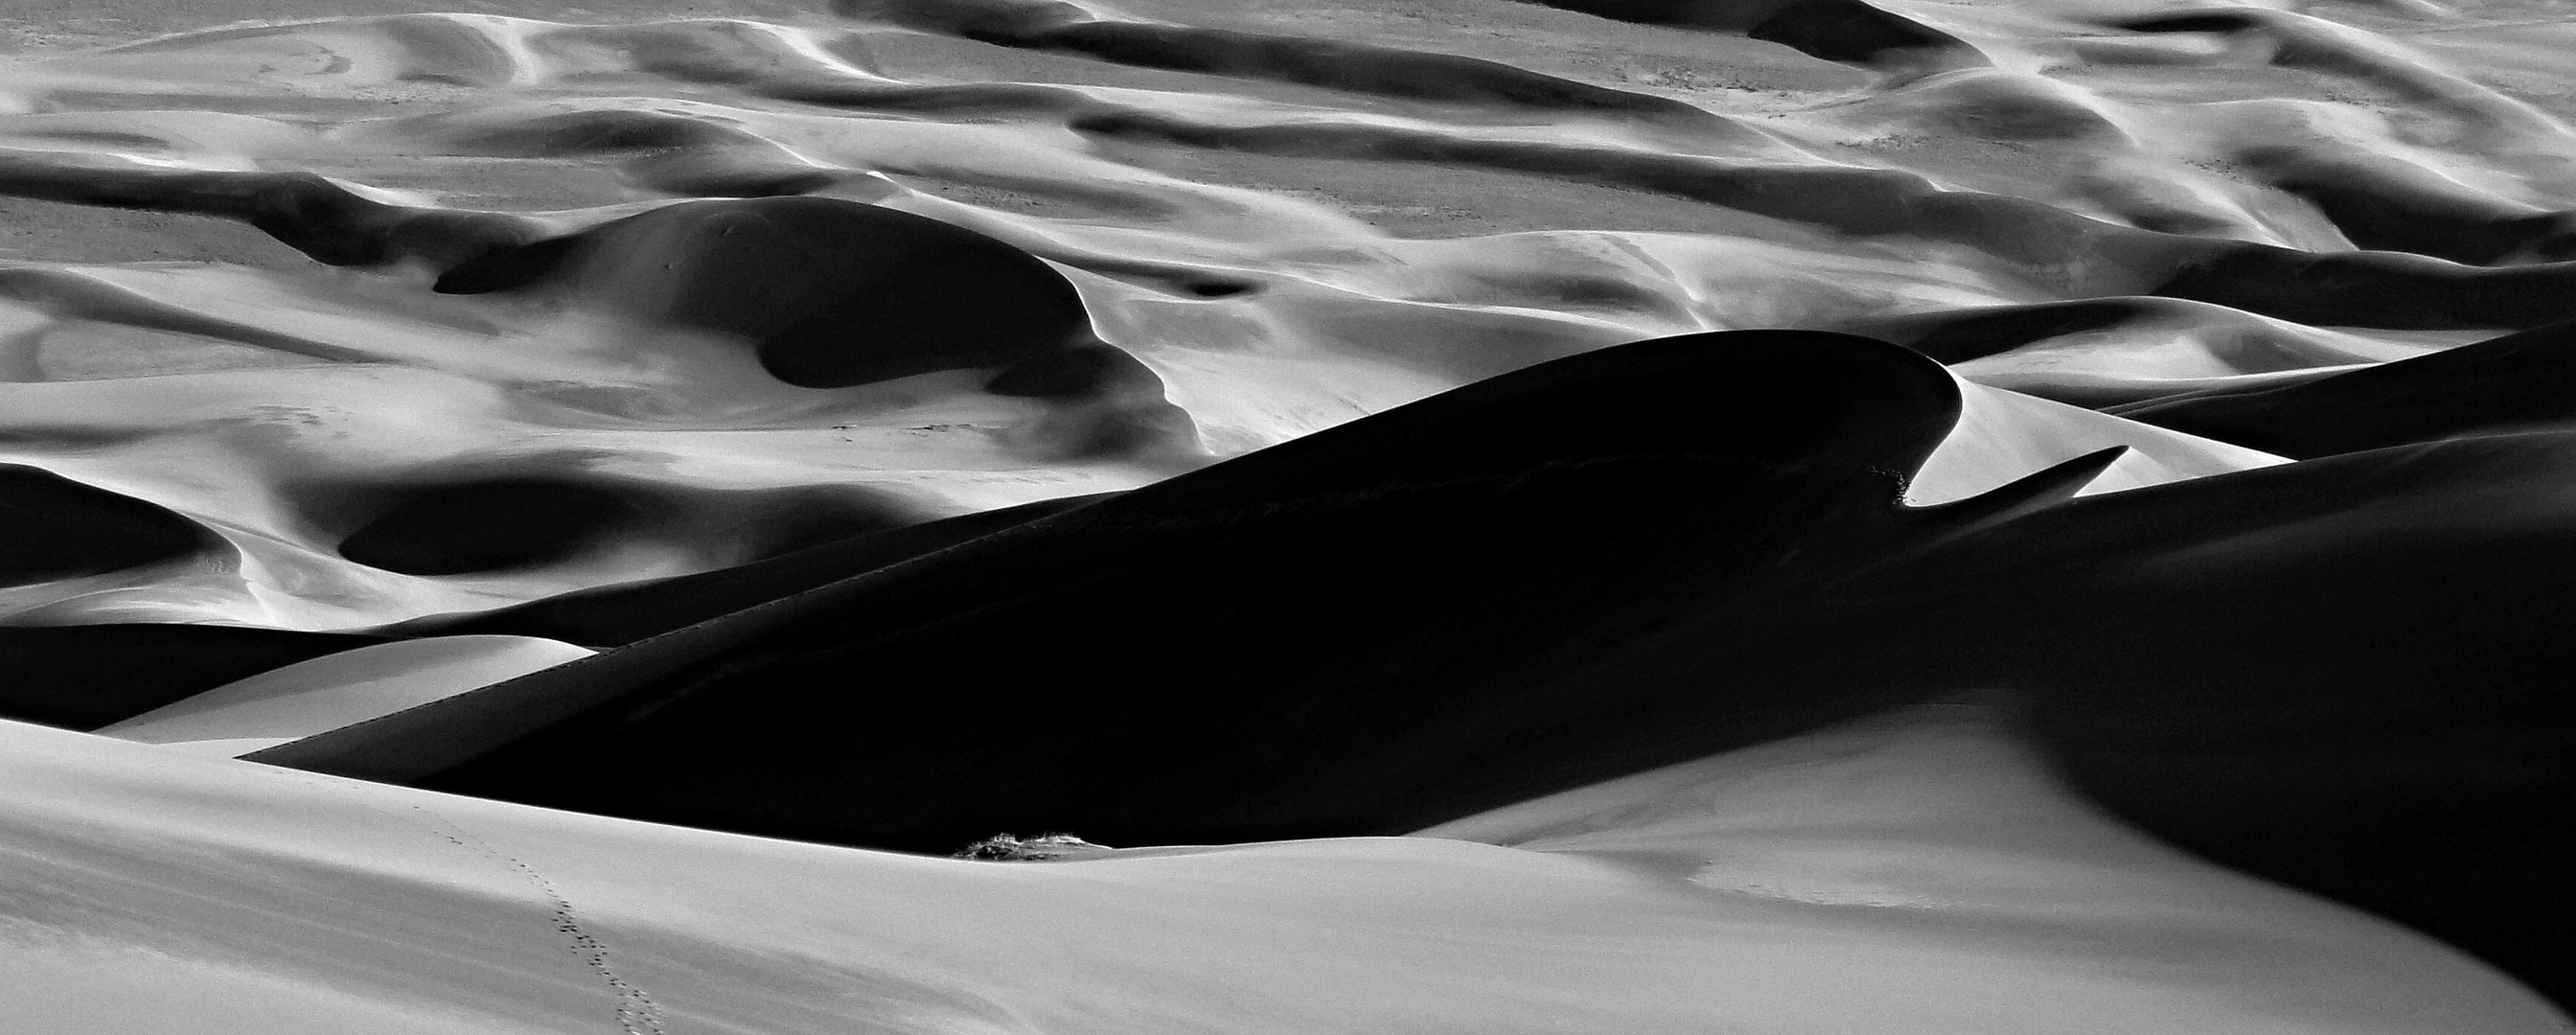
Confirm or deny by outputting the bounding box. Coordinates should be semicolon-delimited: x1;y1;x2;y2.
31;322;333;380
0;196;311;270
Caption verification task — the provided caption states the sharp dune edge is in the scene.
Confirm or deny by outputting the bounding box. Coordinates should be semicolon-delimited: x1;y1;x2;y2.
0;0;2570;1030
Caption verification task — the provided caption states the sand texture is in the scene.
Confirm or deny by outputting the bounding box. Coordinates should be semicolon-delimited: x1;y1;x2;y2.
2;0;2573;1029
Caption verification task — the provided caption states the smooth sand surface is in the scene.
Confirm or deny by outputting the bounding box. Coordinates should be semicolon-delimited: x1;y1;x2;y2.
4;712;2564;1034
5;0;2576;1027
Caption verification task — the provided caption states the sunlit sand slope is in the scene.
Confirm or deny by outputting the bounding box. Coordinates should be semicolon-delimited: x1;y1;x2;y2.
4;713;2564;1034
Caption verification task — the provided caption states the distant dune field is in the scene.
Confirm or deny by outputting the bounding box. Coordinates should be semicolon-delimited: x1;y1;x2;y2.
3;1;2572;1031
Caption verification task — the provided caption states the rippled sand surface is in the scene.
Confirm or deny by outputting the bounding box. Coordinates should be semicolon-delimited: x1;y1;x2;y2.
3;1;2573;1030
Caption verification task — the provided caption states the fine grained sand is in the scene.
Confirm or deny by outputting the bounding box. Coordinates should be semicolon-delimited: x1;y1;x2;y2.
2;0;2573;1029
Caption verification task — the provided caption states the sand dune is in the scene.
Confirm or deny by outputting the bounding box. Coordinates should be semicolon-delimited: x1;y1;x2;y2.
4;0;2574;1027
10;711;2564;1034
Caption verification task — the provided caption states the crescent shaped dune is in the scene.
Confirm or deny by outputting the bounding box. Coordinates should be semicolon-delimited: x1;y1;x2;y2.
3;0;2574;1030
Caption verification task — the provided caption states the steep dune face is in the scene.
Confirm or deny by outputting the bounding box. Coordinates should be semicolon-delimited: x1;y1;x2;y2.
4;0;2576;1027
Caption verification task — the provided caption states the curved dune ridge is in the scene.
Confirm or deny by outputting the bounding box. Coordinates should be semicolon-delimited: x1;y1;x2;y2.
1;0;2573;1030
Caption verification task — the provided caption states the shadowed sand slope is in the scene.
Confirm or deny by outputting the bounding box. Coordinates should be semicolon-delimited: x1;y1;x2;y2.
0;624;386;728
4;0;2576;1027
0;462;216;585
399;331;1980;840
